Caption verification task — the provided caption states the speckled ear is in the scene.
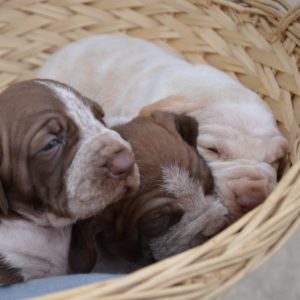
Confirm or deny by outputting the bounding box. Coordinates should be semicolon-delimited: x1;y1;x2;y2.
0;179;8;215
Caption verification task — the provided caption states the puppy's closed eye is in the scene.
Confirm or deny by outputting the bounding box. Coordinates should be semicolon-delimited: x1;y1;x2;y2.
206;147;221;156
198;144;222;159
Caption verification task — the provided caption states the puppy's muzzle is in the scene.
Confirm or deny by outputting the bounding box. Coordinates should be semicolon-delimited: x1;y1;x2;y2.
107;149;135;179
106;148;139;195
93;131;139;194
211;160;277;217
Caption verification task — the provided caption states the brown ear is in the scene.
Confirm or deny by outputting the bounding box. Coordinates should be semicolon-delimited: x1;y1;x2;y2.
150;111;199;149
137;198;184;238
68;219;98;274
139;96;198;117
0;179;8;215
174;114;199;149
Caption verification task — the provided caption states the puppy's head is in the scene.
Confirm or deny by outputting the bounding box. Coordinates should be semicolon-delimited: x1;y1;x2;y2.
192;98;290;219
0;80;139;226
139;92;290;220
98;111;229;263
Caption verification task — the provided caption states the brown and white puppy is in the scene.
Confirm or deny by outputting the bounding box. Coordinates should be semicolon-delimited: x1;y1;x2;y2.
38;35;290;220
69;111;229;274
0;79;139;283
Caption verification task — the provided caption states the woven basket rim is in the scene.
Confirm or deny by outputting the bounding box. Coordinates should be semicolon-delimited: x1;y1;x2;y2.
0;1;299;299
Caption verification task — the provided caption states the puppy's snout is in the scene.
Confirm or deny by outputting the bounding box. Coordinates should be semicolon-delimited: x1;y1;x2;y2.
107;149;135;179
190;215;230;247
236;193;265;211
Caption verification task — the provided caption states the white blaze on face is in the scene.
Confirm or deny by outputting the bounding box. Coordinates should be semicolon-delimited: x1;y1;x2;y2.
36;80;135;219
161;164;226;212
150;164;228;260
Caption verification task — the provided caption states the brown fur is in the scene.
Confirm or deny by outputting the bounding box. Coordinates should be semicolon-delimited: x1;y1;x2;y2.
0;79;139;282
69;112;229;274
0;80;79;219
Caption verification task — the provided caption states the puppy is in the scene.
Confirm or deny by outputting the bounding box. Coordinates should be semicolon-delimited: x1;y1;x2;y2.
38;35;290;219
69;111;229;274
0;79;139;283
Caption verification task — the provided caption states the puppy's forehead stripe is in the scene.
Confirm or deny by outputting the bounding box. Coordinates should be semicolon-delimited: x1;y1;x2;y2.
35;80;110;137
161;164;202;198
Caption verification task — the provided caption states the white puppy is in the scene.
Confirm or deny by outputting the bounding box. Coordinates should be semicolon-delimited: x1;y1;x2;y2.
38;35;289;219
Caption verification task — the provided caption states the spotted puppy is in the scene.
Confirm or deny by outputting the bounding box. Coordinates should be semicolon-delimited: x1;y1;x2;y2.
69;111;229;274
0;80;139;283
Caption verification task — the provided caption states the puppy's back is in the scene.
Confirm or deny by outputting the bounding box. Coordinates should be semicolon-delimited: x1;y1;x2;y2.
38;35;239;121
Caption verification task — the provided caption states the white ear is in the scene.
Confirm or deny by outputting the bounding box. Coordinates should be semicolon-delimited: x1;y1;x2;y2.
138;95;198;116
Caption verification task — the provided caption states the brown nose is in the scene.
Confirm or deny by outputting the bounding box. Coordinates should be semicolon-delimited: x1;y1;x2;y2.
107;149;135;179
236;193;266;210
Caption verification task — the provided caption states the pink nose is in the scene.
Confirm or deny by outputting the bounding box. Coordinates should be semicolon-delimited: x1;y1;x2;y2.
107;149;135;179
236;193;266;210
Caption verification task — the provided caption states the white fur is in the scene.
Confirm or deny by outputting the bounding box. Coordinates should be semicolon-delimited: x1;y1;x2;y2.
38;35;289;218
14;210;74;228
0;220;70;281
38;35;239;122
161;164;225;211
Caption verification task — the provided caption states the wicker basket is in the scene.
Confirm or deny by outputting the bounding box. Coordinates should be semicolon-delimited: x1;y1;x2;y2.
1;0;300;299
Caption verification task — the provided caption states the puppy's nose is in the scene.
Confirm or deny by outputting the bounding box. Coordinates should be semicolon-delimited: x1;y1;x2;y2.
107;149;135;179
236;193;266;210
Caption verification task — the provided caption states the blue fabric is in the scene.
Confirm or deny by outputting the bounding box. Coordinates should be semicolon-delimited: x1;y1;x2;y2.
0;273;121;300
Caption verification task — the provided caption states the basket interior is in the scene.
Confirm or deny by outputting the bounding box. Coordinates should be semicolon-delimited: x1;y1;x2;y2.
0;1;300;299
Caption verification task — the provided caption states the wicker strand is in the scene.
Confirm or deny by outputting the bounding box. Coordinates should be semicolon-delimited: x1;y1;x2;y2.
0;1;299;299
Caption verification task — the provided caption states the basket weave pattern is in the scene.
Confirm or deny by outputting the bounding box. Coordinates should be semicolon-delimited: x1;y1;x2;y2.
0;1;300;299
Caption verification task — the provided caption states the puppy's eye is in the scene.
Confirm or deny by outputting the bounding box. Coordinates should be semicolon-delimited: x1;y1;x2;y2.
42;138;61;152
206;147;220;155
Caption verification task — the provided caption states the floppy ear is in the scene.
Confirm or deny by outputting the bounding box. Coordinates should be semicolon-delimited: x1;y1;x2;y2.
139;96;198;117
0;179;8;215
150;111;199;149
68;219;98;274
174;114;199;149
138;201;184;238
